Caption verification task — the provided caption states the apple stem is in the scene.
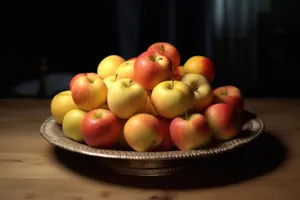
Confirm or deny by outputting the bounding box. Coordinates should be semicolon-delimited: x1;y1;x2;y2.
224;87;227;95
128;80;133;87
115;74;118;81
156;58;163;62
185;108;188;120
171;78;174;89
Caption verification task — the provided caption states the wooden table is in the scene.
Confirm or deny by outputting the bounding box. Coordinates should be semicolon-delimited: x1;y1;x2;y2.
0;98;299;200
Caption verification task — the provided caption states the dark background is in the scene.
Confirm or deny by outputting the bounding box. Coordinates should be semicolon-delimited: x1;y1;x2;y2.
1;0;299;98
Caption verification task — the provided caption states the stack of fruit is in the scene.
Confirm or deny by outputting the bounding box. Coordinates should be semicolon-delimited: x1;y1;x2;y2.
50;42;244;152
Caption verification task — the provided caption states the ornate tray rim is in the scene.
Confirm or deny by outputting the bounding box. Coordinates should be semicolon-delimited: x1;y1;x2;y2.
40;110;265;161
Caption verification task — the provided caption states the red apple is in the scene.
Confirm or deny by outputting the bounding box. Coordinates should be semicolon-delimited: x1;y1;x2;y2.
71;73;108;111
147;42;180;68
156;117;175;151
213;85;244;113
204;103;242;141
81;109;121;148
170;111;212;150
183;56;215;82
69;72;99;90
133;51;173;90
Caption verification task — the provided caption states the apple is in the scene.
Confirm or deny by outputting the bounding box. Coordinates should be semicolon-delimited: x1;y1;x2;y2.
181;73;213;112
107;78;148;119
97;55;125;79
173;65;185;80
71;73;108;111
81;109;121;148
103;74;118;89
213;85;244;114
204;103;242;141
147;42;181;68
156;117;175;151
133;51;173;90
50;90;78;125
170;111;212;150
115;59;135;79
62;108;87;142
151;80;194;119
69;72;99;90
183;56;215;82
124;113;164;152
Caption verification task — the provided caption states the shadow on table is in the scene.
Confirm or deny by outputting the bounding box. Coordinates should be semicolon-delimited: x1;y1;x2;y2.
52;131;288;190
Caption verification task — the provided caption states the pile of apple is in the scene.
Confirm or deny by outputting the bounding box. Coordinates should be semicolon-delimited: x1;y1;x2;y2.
50;42;244;152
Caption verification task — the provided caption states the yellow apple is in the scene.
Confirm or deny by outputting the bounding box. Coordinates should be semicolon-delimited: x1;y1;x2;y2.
97;55;125;79
50;90;78;125
62;108;87;142
107;78;148;119
71;73;108;111
103;74;118;89
151;80;194;119
181;73;213;112
124;113;164;152
115;59;135;79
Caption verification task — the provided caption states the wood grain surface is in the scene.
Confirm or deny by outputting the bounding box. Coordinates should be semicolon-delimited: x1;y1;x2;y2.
0;98;299;200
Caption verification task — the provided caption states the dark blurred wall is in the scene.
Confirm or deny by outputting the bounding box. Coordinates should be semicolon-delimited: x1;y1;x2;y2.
1;0;300;98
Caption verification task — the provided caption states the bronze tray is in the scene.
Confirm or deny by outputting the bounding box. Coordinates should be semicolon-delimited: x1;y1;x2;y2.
40;110;265;176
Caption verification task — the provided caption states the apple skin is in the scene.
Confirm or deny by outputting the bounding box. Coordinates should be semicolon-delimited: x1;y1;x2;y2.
155;117;175;151
107;78;148;119
183;56;215;82
147;42;181;68
69;72;100;90
181;73;213;112
124;113;164;152
81;109;121;148
103;74;118;89
115;59;135;80
173;65;185;80
50;90;78;125
97;55;125;79
62;108;87;142
213;85;244;114
133;51;173;90
151;80;194;119
71;73;108;111
204;103;242;141
170;112;212;150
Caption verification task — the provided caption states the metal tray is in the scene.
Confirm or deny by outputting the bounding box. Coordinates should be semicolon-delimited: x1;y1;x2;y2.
40;110;264;176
